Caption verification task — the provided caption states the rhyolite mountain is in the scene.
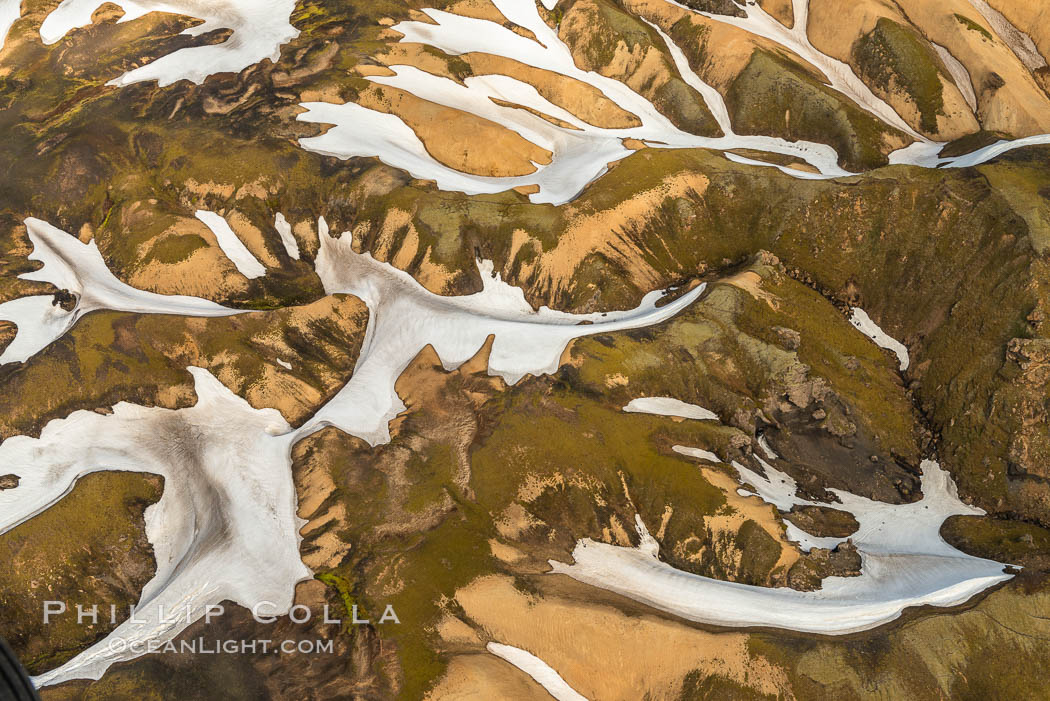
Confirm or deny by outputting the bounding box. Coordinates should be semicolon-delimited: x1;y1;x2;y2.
1;0;1050;699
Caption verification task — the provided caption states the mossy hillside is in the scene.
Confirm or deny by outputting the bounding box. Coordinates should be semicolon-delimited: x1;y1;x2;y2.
725;49;910;171
939;129;1012;158
852;18;948;135
43;655;271;701
494;146;1050;522
976;155;1050;254
288;423;496;699
0;295;368;439
747;575;1050;700
471;386;728;558
678;670;780;701
142;232;208;265
566;263;921;500
942;514;1050;571
0;471;162;675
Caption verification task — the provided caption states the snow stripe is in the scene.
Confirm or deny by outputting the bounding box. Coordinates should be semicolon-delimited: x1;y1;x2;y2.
487;643;588;701
623;397;718;421
195;210;267;279
849;308;909;371
274;212;300;260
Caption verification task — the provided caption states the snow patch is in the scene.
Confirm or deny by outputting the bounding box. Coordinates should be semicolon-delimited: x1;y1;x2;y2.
672;444;721;463
195;209;267;279
0;0;19;51
486;643;588;701
623;396;717;421
932;42;977;112
273;213;300;260
849;307;909;371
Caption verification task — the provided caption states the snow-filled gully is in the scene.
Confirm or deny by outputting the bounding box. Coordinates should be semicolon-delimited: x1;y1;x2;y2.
551;454;1010;634
0;215;1012;686
13;0;1050;205
0;216;705;685
0;218;239;365
295;0;1050;203
296;0;853;205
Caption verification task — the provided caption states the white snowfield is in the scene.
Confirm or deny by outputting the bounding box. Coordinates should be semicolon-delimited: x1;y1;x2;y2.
0;367;308;686
38;0;298;86
551;457;1011;634
194;209;267;279
849;307;910;371
486;643;589;701
302;217;708;445
296;0;1050;202
296;0;853;205
0;216;707;685
672;444;720;463
623;396;718;421
0;218;238;365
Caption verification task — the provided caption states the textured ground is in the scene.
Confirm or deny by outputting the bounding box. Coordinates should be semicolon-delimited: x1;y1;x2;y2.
1;0;1050;699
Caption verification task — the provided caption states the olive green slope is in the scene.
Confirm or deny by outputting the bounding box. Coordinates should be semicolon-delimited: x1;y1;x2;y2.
0;471;162;675
38;258;1050;700
273;144;1050;530
852;18;950;136
723;49;909;171
1;1;1050;698
552;0;723;138
0;295;369;440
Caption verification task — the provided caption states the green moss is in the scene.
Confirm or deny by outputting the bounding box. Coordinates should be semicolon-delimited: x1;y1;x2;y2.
315;571;359;632
853;18;946;134
977;159;1050;253
403;443;457;513
954;13;993;40
940;129;1012;157
941;515;1050;570
735;519;783;585
0;471;162;674
145;233;208;265
726;49;906;170
749;577;1050;699
679;669;779;700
